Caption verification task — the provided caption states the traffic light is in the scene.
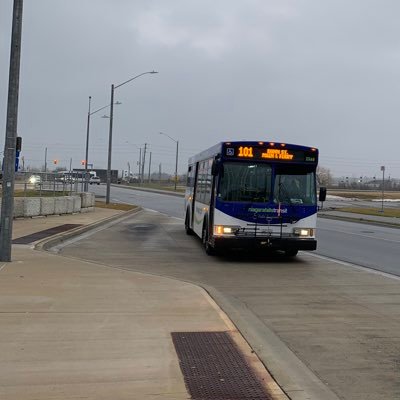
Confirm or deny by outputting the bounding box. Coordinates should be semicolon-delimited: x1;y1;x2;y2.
81;160;86;166
53;159;58;165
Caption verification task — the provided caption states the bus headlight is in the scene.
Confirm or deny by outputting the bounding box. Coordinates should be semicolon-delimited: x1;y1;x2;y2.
293;228;314;237
214;225;240;236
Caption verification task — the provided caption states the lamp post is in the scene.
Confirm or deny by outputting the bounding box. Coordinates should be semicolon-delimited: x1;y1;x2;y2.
84;96;92;191
159;132;179;191
106;71;158;204
84;97;121;191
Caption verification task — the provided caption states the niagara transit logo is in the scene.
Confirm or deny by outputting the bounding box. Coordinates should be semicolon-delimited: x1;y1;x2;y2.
248;207;288;214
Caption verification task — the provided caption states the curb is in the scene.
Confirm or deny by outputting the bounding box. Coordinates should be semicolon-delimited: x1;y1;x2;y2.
35;206;142;251
203;284;341;400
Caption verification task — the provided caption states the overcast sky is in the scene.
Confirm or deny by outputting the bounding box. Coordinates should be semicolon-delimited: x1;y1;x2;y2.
1;0;400;179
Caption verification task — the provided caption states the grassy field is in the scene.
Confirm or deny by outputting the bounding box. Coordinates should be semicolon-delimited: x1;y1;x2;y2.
328;189;400;200
326;189;400;218
337;207;400;218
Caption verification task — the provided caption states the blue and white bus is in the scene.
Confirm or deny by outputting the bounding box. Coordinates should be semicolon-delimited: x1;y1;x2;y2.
184;141;326;256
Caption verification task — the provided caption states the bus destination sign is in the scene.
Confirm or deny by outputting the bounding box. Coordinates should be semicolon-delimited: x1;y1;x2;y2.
224;144;317;163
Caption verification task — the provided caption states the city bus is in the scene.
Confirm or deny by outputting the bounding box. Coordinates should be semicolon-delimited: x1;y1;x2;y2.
184;141;326;256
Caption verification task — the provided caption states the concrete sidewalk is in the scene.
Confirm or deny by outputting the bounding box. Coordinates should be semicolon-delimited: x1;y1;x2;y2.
0;209;285;400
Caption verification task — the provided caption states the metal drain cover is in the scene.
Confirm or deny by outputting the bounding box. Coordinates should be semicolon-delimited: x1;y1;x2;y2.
12;224;82;244
171;331;272;399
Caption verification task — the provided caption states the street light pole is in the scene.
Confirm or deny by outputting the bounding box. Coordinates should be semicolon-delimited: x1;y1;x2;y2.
84;96;91;191
159;132;179;191
106;84;115;204
105;71;158;204
84;99;121;192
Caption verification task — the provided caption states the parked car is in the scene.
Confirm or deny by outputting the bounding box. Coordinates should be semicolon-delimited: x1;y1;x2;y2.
89;176;101;185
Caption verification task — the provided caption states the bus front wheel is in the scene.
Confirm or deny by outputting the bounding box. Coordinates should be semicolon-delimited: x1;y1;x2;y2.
285;249;298;257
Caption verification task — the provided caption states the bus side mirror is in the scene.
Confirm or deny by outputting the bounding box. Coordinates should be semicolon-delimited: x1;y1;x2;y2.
319;187;327;202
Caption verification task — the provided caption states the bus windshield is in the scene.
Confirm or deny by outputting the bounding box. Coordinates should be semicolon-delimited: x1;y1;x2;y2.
273;166;316;205
218;162;272;202
218;162;316;205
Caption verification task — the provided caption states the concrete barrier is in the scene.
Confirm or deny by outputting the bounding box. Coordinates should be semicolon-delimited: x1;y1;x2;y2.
54;197;67;214
14;198;25;218
65;196;75;214
41;197;55;216
73;196;81;213
10;194;94;218
80;192;95;208
24;197;41;217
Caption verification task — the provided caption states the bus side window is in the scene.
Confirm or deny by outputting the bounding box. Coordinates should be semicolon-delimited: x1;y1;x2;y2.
204;158;213;204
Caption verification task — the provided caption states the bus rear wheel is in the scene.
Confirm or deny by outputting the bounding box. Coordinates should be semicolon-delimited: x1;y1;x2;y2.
202;223;215;256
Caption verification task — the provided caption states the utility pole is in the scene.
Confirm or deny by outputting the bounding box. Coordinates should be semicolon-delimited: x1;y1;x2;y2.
141;143;147;184
44;147;47;172
174;140;179;191
159;163;162;185
138;148;142;184
147;152;152;183
381;165;385;213
0;0;24;262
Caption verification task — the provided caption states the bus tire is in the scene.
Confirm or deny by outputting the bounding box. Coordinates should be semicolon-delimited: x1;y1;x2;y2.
285;249;298;257
185;211;194;235
202;222;215;256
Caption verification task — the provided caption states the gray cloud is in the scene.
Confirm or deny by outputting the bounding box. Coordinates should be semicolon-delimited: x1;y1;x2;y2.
1;0;400;178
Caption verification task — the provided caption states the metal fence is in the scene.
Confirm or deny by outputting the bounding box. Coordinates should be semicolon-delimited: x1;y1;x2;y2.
13;171;90;197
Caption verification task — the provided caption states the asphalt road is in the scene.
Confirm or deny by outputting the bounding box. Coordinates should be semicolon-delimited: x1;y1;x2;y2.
91;185;400;276
316;217;400;275
94;185;185;218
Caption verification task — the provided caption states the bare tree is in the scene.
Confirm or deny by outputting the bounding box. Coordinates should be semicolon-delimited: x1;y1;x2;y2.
317;166;333;187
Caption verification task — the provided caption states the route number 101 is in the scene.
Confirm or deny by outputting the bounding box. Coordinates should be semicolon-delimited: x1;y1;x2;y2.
238;146;254;158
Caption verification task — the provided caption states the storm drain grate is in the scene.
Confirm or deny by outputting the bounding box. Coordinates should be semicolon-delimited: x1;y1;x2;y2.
12;224;82;244
171;331;272;399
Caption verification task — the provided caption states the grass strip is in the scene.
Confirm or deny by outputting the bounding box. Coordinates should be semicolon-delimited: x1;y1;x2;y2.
339;207;400;218
95;201;138;211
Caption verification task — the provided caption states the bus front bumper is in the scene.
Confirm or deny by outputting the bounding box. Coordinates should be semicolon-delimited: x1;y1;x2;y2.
211;236;317;251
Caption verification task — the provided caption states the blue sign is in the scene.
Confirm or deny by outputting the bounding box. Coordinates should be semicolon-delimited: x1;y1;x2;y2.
15;150;20;172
